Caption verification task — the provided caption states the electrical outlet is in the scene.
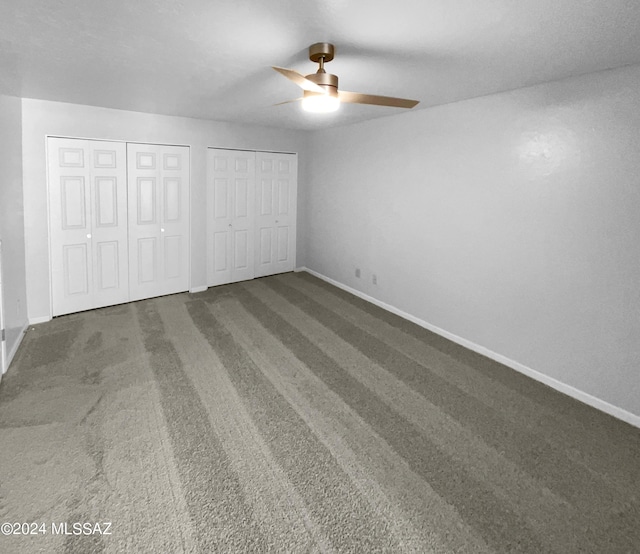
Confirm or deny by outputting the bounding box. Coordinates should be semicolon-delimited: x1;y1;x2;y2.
355;268;361;278
372;274;377;285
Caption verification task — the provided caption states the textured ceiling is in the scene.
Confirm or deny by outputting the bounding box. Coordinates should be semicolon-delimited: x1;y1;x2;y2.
2;0;640;130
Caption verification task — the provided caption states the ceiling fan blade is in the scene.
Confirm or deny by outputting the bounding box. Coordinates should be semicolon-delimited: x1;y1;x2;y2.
272;66;326;94
338;90;419;109
273;98;303;106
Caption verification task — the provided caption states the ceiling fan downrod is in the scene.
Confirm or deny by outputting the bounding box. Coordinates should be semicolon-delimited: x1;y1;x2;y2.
306;42;338;95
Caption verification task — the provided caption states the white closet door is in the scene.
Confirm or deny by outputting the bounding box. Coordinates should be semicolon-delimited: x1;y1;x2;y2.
255;152;297;277
128;143;190;301
48;138;128;316
91;144;129;308
207;148;255;286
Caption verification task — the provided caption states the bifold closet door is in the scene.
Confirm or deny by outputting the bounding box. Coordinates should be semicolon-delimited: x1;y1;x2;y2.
127;144;190;301
48;138;128;316
255;152;297;277
207;149;256;286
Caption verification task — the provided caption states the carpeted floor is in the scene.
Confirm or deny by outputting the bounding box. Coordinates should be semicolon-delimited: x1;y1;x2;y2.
0;272;638;553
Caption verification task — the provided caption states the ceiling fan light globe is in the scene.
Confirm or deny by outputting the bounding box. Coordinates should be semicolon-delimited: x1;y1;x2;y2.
302;95;340;113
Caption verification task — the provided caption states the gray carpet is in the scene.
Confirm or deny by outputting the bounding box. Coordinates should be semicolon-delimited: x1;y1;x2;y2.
0;271;638;553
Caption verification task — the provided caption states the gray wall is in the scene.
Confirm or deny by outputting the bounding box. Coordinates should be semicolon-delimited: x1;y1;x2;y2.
302;64;640;420
21;98;305;322
0;94;28;367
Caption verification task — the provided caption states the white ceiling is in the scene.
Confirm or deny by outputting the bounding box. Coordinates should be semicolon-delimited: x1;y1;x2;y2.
2;0;640;130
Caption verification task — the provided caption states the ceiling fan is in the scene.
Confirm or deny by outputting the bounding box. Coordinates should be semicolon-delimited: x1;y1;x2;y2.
273;43;419;113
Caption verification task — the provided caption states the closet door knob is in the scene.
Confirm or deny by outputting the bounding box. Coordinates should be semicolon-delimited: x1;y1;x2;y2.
161;228;165;233
86;234;91;239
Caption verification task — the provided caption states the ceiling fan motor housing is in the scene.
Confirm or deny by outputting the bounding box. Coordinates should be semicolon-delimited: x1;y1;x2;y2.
305;71;339;98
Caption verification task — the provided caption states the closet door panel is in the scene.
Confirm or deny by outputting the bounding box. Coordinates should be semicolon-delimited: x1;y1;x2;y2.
259;227;272;264
128;144;190;301
255;176;273;272
276;226;290;262
96;241;120;290
60;176;87;228
137;178;157;224
207;148;255;286
128;145;162;301
255;152;297;277
234;230;249;270
164;236;183;279
94;178;117;226
63;244;90;296
137;238;158;284
213;231;231;279
231;171;255;282
211;172;231;287
49;139;93;315
159;146;190;294
90;141;128;308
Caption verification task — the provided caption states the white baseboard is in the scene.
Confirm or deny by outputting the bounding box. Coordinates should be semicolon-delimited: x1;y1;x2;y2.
29;316;51;325
299;267;640;429
189;286;208;294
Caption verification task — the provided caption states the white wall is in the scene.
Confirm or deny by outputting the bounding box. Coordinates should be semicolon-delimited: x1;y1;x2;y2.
0;95;28;370
21;99;305;321
303;64;640;423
